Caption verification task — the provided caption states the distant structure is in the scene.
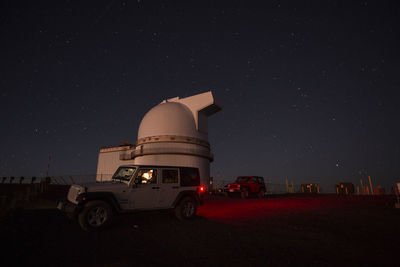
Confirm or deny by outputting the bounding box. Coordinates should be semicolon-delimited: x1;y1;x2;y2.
301;183;319;194
394;183;400;209
96;91;222;186
373;186;386;195
285;178;294;193
336;182;354;196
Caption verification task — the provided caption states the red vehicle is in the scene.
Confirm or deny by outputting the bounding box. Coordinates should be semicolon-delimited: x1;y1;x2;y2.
226;176;266;199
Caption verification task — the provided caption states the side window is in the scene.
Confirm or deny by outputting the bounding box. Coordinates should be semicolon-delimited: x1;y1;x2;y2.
162;169;178;183
180;167;200;187
136;169;157;184
112;167;136;181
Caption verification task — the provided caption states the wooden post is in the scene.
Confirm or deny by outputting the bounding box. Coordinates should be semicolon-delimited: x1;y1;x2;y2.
360;179;364;195
285;178;288;193
368;176;373;195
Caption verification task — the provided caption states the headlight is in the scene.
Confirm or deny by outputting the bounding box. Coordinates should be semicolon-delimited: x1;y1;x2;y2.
67;185;85;204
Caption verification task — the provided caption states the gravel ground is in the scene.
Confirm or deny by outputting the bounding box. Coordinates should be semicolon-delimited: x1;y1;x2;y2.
0;195;399;266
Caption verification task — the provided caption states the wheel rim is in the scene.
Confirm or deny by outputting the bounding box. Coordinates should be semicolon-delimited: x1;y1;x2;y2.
182;201;195;217
87;207;107;227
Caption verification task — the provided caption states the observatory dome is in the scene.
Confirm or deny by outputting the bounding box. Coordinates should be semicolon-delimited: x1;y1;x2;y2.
138;102;201;140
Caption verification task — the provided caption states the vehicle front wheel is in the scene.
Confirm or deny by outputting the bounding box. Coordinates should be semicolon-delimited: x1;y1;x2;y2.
257;189;266;199
175;197;197;220
240;188;249;199
78;200;113;232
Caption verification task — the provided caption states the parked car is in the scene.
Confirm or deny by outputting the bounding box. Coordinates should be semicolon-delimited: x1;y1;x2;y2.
225;176;266;199
57;165;205;231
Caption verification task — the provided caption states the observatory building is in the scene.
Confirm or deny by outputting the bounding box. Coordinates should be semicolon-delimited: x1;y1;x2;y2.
96;91;221;186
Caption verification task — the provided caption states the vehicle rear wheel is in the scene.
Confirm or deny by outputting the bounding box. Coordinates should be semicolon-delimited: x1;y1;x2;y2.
78;200;113;232
258;189;266;199
240;188;249;199
175;197;197;220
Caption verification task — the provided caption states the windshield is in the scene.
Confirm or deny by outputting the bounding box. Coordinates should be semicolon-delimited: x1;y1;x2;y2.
236;176;251;182
112;167;136;182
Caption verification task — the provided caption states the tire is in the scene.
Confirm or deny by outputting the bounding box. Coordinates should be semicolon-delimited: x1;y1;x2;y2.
175;197;197;220
78;200;113;232
257;189;265;199
240;188;249;199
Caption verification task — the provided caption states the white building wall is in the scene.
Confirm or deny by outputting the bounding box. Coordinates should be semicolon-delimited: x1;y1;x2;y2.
96;149;134;182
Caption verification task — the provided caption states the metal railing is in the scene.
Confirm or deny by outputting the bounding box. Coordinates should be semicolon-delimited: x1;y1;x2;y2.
0;175;98;186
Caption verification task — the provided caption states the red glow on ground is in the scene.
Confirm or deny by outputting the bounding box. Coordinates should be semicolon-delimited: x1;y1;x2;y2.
197;195;393;225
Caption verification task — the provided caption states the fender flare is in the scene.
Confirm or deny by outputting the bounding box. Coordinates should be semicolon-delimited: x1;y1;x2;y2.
77;192;121;212
172;190;200;208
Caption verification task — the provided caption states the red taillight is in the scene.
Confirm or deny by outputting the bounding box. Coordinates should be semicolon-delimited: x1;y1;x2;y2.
199;186;205;193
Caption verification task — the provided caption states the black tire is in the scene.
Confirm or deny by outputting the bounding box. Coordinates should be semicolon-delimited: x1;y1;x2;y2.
240;188;249;199
78;200;113;232
175;197;197;220
258;189;266;199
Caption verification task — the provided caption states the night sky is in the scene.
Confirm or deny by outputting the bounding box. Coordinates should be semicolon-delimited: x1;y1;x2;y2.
1;1;399;191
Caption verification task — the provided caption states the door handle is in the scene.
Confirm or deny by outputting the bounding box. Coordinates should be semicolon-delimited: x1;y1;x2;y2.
152;187;160;189
172;186;179;189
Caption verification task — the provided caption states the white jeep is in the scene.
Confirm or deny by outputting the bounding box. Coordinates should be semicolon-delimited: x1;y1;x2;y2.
57;165;205;231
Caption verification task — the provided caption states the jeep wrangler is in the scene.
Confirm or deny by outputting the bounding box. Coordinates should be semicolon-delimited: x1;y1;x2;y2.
57;165;205;231
226;176;266;199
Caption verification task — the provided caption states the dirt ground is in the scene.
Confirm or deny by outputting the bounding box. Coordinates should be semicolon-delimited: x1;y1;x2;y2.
1;194;399;266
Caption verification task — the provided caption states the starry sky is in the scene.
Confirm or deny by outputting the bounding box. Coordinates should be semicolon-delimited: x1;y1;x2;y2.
1;0;399;191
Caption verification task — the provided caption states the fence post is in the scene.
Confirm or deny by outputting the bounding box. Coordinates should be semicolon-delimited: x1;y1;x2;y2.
25;186;31;201
19;176;24;184
10;176;14;184
368;176;373;196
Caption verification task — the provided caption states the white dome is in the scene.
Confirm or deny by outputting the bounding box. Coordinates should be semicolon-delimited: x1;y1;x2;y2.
138;102;202;140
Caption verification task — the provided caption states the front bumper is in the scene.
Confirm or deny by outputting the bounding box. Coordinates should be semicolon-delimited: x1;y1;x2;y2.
56;199;81;218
